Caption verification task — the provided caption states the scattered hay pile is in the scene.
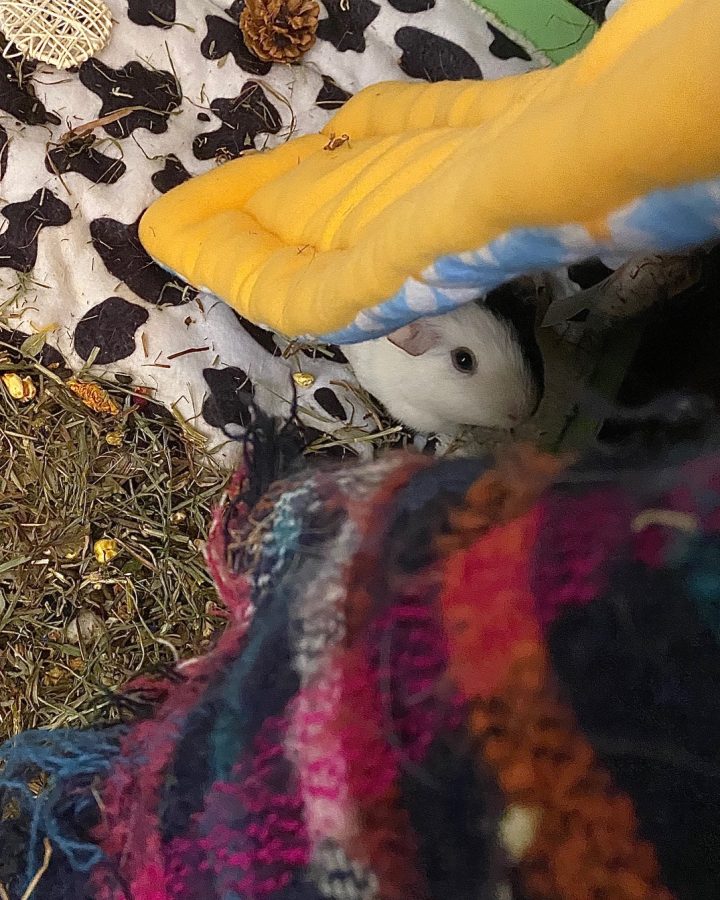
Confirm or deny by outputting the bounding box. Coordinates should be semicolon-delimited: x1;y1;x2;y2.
0;346;228;739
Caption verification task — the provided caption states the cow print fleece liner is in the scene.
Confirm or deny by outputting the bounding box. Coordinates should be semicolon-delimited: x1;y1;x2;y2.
0;0;615;462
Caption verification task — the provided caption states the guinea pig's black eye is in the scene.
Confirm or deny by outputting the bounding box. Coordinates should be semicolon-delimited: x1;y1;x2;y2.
451;347;477;374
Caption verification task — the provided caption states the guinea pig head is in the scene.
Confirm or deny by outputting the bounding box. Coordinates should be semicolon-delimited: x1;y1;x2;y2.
344;301;543;435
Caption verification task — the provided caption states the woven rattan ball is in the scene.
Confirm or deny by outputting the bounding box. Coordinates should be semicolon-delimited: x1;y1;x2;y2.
0;0;113;69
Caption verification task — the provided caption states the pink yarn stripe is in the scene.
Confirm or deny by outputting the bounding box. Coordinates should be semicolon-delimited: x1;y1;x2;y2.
532;489;633;626
165;716;310;898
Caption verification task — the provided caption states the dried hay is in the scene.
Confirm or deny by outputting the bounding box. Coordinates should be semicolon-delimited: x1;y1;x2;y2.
0;342;228;740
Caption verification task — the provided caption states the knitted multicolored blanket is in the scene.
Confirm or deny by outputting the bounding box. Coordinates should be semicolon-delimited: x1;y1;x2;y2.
2;430;720;899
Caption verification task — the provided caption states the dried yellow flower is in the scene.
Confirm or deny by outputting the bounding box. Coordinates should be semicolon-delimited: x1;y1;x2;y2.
1;372;37;402
67;379;121;415
292;371;316;388
105;429;124;446
42;665;68;687
94;537;119;565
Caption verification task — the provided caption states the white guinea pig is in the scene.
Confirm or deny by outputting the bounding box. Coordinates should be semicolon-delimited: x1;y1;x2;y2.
343;284;544;435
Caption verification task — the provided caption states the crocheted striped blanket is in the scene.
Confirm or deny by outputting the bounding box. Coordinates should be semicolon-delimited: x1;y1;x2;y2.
2;431;720;899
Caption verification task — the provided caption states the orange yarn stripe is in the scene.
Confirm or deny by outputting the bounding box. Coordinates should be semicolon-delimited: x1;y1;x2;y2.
439;506;673;899
472;642;672;899
435;446;568;558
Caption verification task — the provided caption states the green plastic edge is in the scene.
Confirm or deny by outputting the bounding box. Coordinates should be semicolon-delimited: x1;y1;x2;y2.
470;0;598;65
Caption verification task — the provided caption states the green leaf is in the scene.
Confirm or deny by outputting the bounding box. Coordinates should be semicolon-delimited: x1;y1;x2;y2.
19;332;47;358
0;555;33;575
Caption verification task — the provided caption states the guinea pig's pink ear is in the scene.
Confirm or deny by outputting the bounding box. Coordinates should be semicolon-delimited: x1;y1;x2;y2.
386;320;438;356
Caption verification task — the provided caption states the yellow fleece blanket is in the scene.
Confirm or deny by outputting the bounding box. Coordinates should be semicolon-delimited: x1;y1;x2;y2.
139;0;720;343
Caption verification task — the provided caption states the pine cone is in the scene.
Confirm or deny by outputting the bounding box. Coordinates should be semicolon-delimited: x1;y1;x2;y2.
240;0;320;63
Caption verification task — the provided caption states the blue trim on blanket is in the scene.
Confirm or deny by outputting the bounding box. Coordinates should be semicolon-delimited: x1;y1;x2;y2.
320;175;720;344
